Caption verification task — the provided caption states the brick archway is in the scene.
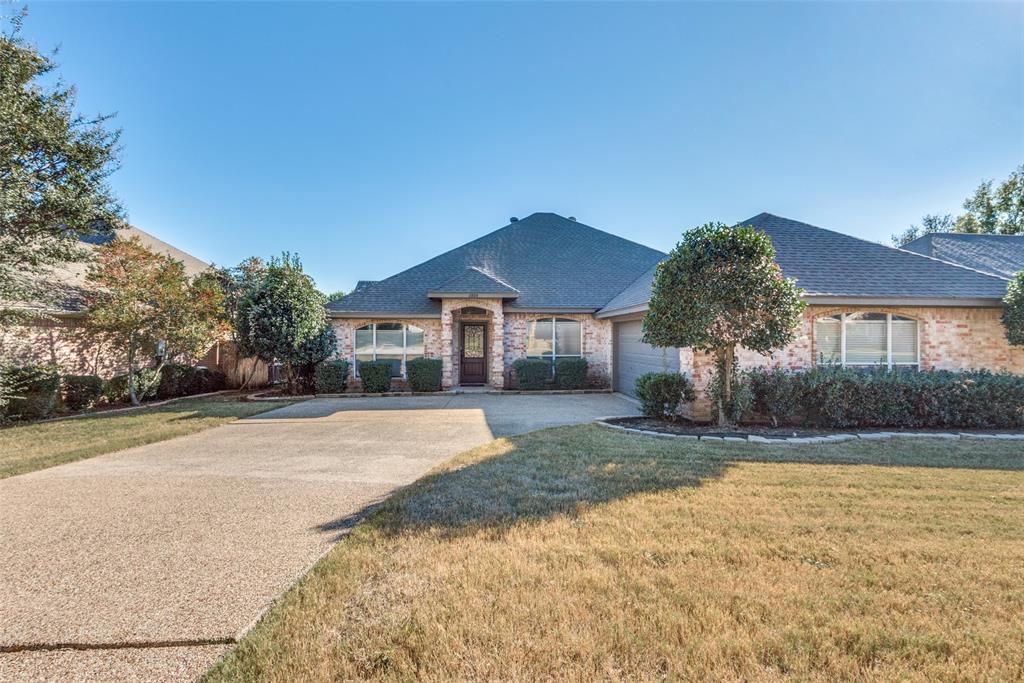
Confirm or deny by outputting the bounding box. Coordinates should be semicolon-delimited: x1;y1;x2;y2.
440;299;505;389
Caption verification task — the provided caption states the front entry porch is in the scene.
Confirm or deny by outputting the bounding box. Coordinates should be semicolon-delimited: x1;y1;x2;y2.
441;300;507;390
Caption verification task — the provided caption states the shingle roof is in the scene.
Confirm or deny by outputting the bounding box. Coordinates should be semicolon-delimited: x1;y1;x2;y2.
428;266;519;297
46;225;210;313
327;212;666;316
598;213;1010;316
902;233;1024;279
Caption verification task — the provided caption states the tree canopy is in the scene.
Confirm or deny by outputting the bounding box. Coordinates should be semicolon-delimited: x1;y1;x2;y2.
1003;271;1024;348
892;164;1024;246
85;237;225;405
643;222;805;425
234;253;334;392
0;12;124;325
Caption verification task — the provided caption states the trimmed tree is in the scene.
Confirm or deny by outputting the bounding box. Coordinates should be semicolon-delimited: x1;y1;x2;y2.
1003;271;1024;347
1;12;124;326
235;253;331;393
85;237;225;405
643;222;806;426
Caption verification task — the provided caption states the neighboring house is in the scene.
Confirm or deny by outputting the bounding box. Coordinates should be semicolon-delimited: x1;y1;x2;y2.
0;226;264;386
329;212;1022;418
902;233;1024;279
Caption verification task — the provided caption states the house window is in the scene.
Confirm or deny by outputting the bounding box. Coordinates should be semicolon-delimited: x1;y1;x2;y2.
355;323;425;377
526;317;582;372
814;313;918;369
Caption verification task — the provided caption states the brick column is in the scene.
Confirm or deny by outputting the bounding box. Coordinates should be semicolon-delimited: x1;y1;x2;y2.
490;307;505;389
440;303;454;388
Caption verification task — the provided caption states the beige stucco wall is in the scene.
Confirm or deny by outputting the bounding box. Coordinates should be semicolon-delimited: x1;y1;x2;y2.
679;304;1023;421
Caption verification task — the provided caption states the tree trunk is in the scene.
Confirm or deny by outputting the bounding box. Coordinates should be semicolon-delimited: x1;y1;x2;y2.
126;342;140;407
717;344;736;427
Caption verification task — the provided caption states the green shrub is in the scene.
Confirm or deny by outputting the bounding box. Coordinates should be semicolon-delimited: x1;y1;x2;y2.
3;364;60;419
157;363;226;398
513;359;550;390
554;357;589;390
314;360;349;393
359;360;392;393
63;375;104;411
407;358;442;392
634;372;695;421
104;369;160;404
746;367;1024;429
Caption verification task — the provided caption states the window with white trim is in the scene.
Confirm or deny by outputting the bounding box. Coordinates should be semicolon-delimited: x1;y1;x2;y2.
355;323;424;377
814;313;918;369
526;317;582;372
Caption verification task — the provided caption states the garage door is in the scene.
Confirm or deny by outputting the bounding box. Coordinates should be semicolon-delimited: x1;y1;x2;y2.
613;320;679;397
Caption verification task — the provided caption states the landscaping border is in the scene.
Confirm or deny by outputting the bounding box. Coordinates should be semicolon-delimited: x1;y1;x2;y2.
32;390;238;424
245;388;614;401
595;418;1024;444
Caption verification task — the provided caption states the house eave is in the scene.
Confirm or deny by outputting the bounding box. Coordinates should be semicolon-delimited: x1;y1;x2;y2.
596;295;1004;320
426;291;519;299
326;310;442;319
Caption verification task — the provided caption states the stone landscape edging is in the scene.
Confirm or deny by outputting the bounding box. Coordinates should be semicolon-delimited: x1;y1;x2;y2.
594;418;1024;445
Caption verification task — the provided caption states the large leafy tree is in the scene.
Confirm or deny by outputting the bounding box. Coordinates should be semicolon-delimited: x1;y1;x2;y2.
85;237;225;405
893;164;1024;246
235;253;334;393
1;12;124;325
643;222;806;426
1003;271;1024;348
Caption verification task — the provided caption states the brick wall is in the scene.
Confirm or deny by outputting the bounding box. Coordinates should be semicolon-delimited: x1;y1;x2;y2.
680;304;1023;421
503;313;612;388
331;317;444;390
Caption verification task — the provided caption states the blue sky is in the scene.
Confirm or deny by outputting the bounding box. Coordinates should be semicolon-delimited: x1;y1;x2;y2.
18;1;1024;294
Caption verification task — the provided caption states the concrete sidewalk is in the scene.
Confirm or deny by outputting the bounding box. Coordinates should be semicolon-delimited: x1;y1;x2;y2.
0;393;637;681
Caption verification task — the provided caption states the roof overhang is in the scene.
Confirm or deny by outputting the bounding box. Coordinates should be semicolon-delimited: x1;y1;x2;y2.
596;295;1004;320
327;311;442;319
426;291;519;299
505;306;598;314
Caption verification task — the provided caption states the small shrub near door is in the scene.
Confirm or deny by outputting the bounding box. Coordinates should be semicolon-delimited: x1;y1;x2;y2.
513;358;550;390
407;358;443;392
554;357;588;389
3;364;60;419
314;360;349;393
63;375;105;411
634;372;695;421
359;360;393;393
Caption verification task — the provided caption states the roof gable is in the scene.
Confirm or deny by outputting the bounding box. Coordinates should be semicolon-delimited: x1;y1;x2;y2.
903;233;1024;279
328;212;666;315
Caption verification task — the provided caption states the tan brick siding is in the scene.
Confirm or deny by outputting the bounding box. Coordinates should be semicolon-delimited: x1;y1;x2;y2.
680;305;1023;421
503;313;612;388
331;317;444;390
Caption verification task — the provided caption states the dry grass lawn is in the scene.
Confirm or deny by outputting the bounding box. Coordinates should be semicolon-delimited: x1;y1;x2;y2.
0;396;291;478
204;425;1024;682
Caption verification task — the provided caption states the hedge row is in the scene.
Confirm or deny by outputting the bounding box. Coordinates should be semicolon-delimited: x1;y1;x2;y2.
512;358;590;390
747;366;1024;430
1;362;227;421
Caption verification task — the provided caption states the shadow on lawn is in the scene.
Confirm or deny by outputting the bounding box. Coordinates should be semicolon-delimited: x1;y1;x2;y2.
315;424;1024;541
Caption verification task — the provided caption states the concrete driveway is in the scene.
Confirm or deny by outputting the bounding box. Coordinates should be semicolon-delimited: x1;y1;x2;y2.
0;393;637;682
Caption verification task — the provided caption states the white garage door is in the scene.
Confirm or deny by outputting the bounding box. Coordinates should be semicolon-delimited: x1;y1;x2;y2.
613;320;679;397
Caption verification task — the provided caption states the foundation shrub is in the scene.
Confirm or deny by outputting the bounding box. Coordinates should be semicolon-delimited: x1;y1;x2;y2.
406;358;442;392
634;372;695;421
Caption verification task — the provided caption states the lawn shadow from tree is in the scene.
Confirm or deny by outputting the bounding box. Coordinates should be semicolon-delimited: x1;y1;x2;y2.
315;424;1024;542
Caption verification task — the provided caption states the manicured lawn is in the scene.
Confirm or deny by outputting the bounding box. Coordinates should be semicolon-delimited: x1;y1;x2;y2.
0;396;293;478
204;425;1024;682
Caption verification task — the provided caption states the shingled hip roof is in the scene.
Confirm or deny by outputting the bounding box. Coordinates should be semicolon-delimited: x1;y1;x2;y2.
902;233;1024;279
598;213;1011;317
327;212;666;316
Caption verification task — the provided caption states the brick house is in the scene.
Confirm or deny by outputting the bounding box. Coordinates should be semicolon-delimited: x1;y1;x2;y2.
0;226;265;387
329;212;1022;414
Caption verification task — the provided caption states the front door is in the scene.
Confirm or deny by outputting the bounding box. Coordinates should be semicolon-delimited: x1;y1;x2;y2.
460;323;487;385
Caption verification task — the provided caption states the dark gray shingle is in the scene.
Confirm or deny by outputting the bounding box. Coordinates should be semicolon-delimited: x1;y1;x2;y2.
902;233;1024;279
328;213;666;315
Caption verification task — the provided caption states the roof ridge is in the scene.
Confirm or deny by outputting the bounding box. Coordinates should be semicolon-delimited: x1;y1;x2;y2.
746;212;1011;284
